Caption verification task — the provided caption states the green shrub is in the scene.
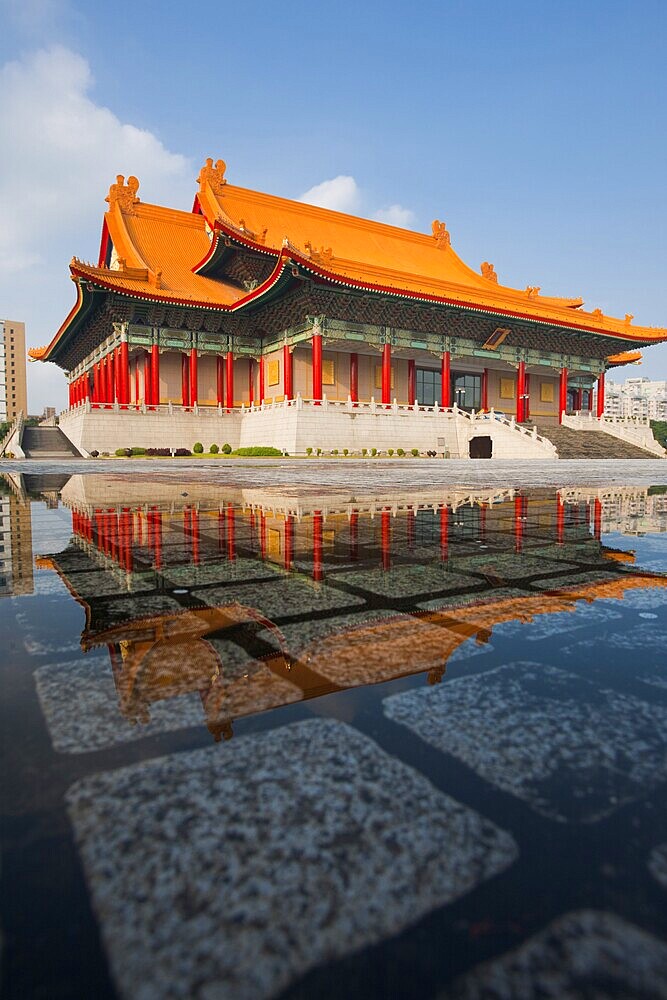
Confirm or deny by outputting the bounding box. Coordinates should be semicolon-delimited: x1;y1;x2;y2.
343;448;349;457
306;446;313;456
221;442;232;454
397;448;405;457
371;447;377;457
131;447;146;456
332;448;339;455
651;420;667;449
193;442;204;454
232;446;283;456
115;447;131;457
209;443;219;454
316;447;322;456
361;447;367;457
411;448;419;457
387;448;394;457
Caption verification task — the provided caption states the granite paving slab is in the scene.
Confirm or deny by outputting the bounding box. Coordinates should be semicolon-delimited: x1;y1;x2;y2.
332;565;476;599
384;662;667;822
160;559;275;588
444;910;667;999
36;657;204;753
202;577;365;619
67;719;517;1000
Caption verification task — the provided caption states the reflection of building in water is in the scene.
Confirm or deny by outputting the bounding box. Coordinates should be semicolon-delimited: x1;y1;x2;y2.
41;479;667;741
561;487;667;536
0;475;34;596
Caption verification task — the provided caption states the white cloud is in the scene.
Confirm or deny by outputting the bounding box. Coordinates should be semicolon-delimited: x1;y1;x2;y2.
298;175;361;214
0;46;192;411
373;204;416;228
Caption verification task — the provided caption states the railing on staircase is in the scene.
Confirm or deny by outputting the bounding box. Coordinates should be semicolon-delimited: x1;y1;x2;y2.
0;410;25;458
562;411;665;457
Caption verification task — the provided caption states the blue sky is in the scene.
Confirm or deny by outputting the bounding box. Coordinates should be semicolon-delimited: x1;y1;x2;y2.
1;0;666;411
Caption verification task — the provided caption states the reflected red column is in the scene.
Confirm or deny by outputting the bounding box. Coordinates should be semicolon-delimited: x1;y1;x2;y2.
182;506;191;558
439;505;449;561
284;514;293;571
259;511;267;560
441;351;451;408
556;493;565;544
283;345;292;400
120;508;133;571
226;503;236;560
216;356;224;407
312;510;323;581
407;507;415;550
191;508;199;565
479;503;487;540
349;511;359;560
514;495;525;552
218;509;226;552
226;351;234;411
381;509;391;570
593;497;602;541
381;343;391;405
350;353;359;403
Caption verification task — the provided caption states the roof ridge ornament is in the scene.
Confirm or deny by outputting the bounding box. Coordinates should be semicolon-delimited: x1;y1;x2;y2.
480;261;498;283
197;157;227;195
431;220;451;249
305;241;334;266
105;175;140;214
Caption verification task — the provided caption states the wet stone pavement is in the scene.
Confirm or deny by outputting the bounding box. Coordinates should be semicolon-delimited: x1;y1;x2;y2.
1;469;667;999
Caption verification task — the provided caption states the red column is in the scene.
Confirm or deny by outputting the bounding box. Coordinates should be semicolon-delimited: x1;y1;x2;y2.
119;340;129;405
381;343;391;405
481;368;489;411
189;348;198;406
216;356;224;407
349;511;359;560
593;497;602;541
516;361;526;422
596;371;605;418
439;505;449;561
559;367;568;424
284;514;293;571
283;344;292;400
181;354;190;406
143;351;151;405
226;351;234;411
151;344;160;407
441;351;451;408
248;358;255;406
312;332;322;401
381;509;391;570
313;510;323;581
259;357;265;404
407;360;416;406
350;353;359;403
69;382;74;407
109;354;116;404
134;362;139;407
226;503;236;560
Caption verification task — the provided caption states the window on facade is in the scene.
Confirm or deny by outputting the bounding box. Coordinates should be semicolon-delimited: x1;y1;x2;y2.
452;373;481;410
416;368;439;406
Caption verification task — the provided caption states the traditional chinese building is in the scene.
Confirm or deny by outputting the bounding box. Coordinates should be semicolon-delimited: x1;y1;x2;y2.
31;159;667;458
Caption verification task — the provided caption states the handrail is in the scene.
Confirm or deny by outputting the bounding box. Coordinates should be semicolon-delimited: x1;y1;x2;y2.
0;410;24;457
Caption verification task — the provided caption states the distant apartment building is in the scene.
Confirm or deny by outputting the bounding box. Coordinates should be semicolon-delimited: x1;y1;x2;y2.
0;485;34;596
1;320;28;422
604;377;667;421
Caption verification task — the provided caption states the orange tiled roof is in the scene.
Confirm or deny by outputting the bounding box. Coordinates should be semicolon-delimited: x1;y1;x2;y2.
39;162;667;364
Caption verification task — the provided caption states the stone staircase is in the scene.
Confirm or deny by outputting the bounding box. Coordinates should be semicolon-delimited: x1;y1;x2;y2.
530;422;660;459
21;426;81;459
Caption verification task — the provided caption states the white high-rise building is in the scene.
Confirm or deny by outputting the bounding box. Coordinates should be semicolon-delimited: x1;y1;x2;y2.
604;377;667;420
